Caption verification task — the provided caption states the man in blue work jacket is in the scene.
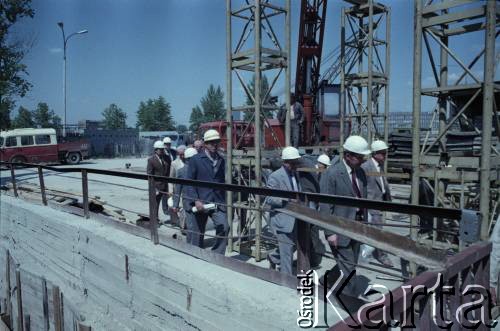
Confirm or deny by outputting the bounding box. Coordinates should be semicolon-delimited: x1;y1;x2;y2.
186;129;228;254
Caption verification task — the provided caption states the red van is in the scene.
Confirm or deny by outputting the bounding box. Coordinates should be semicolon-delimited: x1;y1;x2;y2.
0;128;89;165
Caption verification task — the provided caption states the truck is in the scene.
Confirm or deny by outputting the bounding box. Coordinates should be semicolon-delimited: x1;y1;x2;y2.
0;128;89;165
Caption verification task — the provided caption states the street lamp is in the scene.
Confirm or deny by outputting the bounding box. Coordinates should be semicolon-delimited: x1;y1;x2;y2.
57;22;88;137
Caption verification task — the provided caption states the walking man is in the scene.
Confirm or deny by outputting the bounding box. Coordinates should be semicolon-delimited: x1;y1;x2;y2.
172;147;198;244
319;135;371;298
265;146;302;275
361;140;393;267
147;140;171;220
187;129;228;254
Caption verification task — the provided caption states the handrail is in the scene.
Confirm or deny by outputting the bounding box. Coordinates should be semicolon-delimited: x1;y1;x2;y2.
0;161;462;220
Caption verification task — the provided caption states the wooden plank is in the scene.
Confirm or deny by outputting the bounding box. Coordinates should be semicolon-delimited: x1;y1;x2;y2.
38;166;47;206
5;251;11;329
42;279;49;331
296;220;310;274
81;170;89;219
15;271;23;331
10;167;18;198
52;286;62;331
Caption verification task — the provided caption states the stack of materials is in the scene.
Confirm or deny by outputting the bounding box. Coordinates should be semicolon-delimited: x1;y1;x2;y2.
389;129;498;158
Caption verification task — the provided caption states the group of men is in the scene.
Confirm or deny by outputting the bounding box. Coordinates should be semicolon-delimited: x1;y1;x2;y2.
265;135;393;299
147;130;229;254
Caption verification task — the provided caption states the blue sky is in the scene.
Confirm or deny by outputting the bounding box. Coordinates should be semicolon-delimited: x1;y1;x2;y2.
12;0;496;128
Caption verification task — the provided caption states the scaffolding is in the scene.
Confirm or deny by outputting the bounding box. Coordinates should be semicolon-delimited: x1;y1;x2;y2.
339;0;391;146
226;0;291;260
411;0;499;249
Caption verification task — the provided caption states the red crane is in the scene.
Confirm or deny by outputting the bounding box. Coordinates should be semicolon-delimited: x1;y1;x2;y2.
295;0;328;145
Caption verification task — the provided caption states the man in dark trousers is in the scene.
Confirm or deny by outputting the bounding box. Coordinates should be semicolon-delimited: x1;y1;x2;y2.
172;147;198;245
319;135;371;298
186;129;228;254
147;140;171;219
361;139;393;267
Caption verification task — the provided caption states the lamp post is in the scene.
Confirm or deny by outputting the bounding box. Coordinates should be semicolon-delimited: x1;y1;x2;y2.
57;22;88;137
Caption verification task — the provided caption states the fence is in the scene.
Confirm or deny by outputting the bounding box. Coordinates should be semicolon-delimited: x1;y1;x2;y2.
1;161;493;330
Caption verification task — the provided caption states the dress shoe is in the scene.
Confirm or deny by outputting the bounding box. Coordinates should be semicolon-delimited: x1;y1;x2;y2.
267;256;277;270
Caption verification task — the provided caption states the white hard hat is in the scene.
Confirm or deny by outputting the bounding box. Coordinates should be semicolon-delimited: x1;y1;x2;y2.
317;154;331;166
371;140;389;152
153;140;164;149
184;147;197;159
203;129;221;142
163;137;172;144
176;145;186;152
167;197;173;208
281;146;301;160
343;135;371;155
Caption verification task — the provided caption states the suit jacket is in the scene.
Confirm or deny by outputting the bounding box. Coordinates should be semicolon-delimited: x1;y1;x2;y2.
147;154;170;192
173;165;194;211
265;166;301;234
187;151;226;206
361;158;391;220
319;159;368;247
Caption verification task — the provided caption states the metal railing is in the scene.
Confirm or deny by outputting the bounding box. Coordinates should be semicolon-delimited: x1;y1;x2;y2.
2;161;491;329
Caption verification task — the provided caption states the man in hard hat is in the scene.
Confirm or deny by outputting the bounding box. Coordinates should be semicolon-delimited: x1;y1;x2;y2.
361;140;393;267
316;153;331;183
167;145;186;227
163;137;177;161
147;140;171;220
186;129;228;254
290;93;304;147
172;147;198;245
319;135;370;298
265;146;302;275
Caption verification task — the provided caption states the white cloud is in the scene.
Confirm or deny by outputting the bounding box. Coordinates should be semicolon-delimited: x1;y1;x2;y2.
49;48;62;54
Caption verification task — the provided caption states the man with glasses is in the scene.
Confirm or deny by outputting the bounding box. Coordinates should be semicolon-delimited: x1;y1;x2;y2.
319;135;371;299
186;129;228;254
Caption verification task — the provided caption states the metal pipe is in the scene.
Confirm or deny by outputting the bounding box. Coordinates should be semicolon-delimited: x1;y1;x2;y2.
254;0;263;261
340;7;346;154
226;0;234;252
411;0;423;245
383;7;391;173
480;0;496;240
367;0;374;143
285;0;291;146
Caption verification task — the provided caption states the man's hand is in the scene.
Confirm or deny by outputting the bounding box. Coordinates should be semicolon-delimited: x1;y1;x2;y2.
195;200;204;211
327;234;338;247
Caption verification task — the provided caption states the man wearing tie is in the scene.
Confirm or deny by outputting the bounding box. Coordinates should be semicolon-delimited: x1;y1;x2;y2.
319;135;370;298
361;140;393;267
265;146;302;275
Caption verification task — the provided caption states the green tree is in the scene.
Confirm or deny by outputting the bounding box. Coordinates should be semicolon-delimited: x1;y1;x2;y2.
102;103;127;129
176;124;188;133
0;1;35;126
189;105;204;132
200;84;225;122
244;74;273;121
136;96;175;131
12;106;33;128
32;102;61;129
0;98;13;130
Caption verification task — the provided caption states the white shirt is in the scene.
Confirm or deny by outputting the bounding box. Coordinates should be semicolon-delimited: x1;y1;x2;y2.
291;175;299;191
371;158;386;194
342;159;359;190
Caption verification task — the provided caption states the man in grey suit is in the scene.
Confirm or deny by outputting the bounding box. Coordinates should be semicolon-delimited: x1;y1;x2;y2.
361;140;393;267
265;146;302;275
319;135;371;298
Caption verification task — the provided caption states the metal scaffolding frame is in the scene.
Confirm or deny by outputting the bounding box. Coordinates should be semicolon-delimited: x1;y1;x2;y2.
226;0;291;260
411;0;499;247
340;0;391;146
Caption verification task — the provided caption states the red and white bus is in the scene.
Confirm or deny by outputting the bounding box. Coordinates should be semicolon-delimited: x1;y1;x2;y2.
0;128;89;165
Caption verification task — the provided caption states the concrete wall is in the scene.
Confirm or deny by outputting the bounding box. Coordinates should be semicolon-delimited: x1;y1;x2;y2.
0;195;301;330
